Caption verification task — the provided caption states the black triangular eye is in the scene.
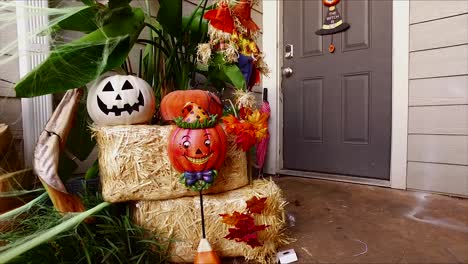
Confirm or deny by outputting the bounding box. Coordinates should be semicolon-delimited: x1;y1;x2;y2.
122;80;134;90
103;82;114;92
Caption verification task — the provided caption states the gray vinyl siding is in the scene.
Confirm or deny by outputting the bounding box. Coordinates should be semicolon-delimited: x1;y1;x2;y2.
407;1;468;196
0;7;23;162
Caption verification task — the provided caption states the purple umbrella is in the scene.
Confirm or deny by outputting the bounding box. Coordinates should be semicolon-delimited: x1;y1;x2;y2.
256;88;270;177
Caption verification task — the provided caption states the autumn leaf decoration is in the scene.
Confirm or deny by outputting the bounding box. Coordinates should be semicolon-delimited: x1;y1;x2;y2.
219;196;269;248
222;108;269;152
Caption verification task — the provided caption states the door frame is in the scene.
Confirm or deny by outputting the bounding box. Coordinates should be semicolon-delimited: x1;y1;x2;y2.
262;0;409;189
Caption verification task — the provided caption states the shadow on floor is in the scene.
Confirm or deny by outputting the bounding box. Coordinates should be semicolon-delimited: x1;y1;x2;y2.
273;176;468;264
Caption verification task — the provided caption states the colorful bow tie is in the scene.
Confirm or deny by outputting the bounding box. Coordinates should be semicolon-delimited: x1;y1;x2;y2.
184;170;215;186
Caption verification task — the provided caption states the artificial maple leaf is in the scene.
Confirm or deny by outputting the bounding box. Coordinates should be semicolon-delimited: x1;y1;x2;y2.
246;196;267;214
220;211;253;226
246;237;263;248
224;227;256;241
239;107;253;120
244;110;269;141
235;131;257;151
222;115;241;134
224;221;269;248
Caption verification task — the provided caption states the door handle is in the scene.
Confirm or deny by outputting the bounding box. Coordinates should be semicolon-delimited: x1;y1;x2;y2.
282;67;293;78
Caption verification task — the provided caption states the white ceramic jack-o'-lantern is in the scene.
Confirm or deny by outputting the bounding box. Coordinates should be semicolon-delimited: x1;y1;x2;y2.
87;75;155;126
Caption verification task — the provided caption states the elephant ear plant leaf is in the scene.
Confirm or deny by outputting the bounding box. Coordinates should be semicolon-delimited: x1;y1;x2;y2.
14;2;145;97
157;0;182;38
33;89;86;213
48;5;101;34
207;53;246;90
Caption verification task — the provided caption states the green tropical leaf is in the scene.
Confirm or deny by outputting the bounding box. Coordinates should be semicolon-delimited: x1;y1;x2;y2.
85;160;99;180
157;0;182;37
15;8;145;97
108;0;132;10
49;6;101;34
209;53;246;90
80;0;96;6
222;64;246;90
182;15;208;39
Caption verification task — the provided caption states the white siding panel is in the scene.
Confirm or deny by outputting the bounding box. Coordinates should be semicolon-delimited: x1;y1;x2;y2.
0;21;17;50
407;161;468;196
408;135;468;165
254;0;263;14
410;0;468;24
0;54;19;97
182;0;197;15
0;84;15;97
0;11;19;97
409;105;468;135
409;76;468;106
0;97;22;138
410;14;468;51
252;9;263;29
410;45;468;79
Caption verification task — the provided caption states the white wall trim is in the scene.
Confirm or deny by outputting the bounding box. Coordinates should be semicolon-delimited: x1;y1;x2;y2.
262;0;282;175
262;0;409;189
16;0;53;167
389;0;409;189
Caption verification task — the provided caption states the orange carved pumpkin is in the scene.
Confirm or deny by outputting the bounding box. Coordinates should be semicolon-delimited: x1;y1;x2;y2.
160;90;223;121
168;125;227;173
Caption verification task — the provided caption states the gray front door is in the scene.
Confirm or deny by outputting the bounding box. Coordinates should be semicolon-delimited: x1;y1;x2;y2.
282;0;392;179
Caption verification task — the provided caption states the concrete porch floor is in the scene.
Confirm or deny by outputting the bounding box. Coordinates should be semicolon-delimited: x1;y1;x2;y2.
270;176;468;264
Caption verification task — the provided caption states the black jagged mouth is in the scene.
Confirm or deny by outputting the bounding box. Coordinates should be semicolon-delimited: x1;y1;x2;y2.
97;91;145;116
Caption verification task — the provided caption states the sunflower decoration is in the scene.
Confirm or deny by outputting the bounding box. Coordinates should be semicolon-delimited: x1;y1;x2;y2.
198;0;269;91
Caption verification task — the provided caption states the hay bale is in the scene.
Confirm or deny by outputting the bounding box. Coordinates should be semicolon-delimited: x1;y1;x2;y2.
132;179;289;263
93;125;248;202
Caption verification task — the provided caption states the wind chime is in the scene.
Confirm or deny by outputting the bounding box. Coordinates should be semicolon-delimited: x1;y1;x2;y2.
315;0;350;53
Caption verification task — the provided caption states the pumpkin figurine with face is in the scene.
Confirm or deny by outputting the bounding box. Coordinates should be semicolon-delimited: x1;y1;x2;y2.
167;102;227;191
87;75;155;126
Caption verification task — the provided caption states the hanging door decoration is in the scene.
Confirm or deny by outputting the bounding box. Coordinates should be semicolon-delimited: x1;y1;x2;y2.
315;0;350;53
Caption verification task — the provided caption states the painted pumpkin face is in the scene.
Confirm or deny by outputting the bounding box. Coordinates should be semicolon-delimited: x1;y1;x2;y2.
87;75;155;126
168;125;227;173
323;0;340;7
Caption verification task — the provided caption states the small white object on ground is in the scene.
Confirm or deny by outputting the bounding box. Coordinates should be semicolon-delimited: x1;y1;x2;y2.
276;249;298;263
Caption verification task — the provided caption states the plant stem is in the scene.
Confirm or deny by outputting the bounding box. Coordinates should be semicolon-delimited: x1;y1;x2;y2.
0;202;111;263
0;192;48;222
199;190;206;239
